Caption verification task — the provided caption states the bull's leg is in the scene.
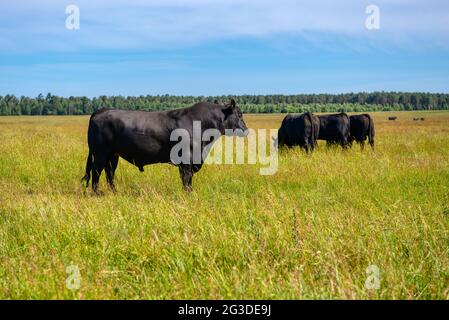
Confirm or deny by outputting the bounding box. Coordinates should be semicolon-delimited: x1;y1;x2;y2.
308;138;316;153
359;140;365;151
111;155;119;174
304;143;310;154
178;164;193;191
92;155;106;195
341;136;349;150
312;139;318;151
348;138;354;148
105;155;119;191
369;139;375;150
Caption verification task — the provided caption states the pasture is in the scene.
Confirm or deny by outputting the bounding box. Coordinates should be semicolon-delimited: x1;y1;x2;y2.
0;111;449;299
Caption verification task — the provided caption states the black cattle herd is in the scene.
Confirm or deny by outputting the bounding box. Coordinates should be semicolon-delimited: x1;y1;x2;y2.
278;112;375;152
82;100;377;192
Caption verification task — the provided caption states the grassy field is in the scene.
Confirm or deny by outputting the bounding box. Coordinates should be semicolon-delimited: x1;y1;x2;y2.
1;111;449;299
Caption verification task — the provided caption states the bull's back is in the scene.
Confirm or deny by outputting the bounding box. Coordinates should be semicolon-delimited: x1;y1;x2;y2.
88;109;176;165
318;113;349;140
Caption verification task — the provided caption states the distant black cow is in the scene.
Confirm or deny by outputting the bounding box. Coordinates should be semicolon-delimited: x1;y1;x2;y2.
348;114;375;150
82;100;248;193
317;113;350;148
277;112;320;153
388;116;397;121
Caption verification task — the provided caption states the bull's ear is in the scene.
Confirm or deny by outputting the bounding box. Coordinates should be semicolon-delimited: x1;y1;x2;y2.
230;99;236;108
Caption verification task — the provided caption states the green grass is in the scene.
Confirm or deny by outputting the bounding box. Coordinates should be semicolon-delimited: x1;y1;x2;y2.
1;111;449;299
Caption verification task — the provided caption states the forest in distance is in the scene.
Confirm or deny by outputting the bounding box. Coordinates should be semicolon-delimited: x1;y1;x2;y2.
1;91;449;116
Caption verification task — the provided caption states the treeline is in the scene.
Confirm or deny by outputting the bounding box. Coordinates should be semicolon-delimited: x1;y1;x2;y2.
1;92;448;115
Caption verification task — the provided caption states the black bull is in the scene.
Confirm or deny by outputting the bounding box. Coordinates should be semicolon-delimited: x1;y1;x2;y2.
348;114;375;150
81;100;248;192
277;112;320;153
317;113;351;148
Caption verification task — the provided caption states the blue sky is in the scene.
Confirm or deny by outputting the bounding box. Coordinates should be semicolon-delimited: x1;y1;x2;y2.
1;0;449;97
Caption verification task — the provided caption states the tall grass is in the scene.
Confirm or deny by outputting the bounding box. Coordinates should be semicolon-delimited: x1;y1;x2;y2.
0;111;448;299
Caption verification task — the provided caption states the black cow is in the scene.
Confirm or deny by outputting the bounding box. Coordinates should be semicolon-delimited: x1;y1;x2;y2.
317;113;350;148
388;116;397;121
348;114;375;150
277;112;320;153
81;100;248;193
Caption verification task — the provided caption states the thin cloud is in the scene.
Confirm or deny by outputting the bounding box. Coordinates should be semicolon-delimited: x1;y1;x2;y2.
0;0;448;52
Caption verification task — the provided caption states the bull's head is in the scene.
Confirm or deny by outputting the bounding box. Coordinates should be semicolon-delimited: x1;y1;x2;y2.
222;99;249;137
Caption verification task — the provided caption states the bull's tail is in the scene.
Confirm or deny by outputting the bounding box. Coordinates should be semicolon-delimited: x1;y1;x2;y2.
343;113;351;148
81;150;93;187
367;114;375;150
304;112;315;148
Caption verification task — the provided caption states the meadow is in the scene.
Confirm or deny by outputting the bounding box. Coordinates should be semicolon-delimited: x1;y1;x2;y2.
0;111;448;299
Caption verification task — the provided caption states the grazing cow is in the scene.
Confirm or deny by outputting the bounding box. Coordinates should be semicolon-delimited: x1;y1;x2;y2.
348;114;375;150
81;99;248;193
413;118;419;121
420;118;425;121
317;113;350;148
277;112;320;153
388;116;397;121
